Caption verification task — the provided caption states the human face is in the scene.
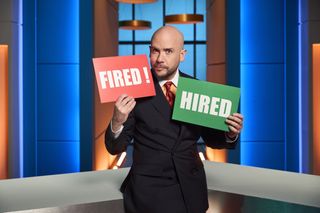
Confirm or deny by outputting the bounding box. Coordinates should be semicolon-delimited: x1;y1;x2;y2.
149;32;186;80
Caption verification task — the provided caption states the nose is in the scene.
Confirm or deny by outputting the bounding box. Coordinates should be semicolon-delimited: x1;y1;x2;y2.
156;51;164;63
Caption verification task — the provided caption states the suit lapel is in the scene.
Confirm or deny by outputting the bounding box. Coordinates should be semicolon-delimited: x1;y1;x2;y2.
179;70;190;78
171;71;193;150
147;70;193;150
150;72;173;120
149;70;191;122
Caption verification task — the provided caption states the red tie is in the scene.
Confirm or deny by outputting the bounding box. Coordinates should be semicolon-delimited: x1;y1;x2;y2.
163;81;175;108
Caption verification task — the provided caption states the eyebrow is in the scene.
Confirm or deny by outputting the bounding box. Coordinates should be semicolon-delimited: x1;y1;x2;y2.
149;46;159;50
163;48;174;52
150;46;174;51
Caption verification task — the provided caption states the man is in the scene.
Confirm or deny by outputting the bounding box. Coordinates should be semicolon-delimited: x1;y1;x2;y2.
105;26;243;213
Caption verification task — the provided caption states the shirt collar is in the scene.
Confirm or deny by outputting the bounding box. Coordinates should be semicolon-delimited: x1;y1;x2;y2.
158;69;179;88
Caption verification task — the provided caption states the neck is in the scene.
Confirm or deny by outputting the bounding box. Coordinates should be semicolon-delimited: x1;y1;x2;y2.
158;70;178;81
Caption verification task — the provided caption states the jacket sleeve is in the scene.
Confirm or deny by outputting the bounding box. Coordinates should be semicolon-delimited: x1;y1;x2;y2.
105;111;135;155
201;127;238;149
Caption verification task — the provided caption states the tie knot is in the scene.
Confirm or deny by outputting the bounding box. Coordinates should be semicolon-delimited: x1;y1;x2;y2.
164;81;173;91
162;81;175;108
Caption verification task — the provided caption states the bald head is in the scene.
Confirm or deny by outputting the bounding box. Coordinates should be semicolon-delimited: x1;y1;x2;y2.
151;26;185;50
149;26;187;80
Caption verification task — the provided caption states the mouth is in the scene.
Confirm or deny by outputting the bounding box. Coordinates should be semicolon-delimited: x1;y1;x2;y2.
154;65;168;71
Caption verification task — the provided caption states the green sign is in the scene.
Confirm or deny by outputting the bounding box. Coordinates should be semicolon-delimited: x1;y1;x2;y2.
172;77;240;131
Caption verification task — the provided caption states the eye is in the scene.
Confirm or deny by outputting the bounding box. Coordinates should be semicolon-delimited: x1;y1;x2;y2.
165;49;173;54
150;48;159;54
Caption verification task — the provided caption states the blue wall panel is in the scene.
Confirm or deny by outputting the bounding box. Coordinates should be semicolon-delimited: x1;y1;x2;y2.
37;142;79;175
37;0;79;63
37;65;79;141
36;0;79;175
135;0;163;42
241;142;284;170
179;44;194;77
241;0;285;169
23;0;36;177
241;0;284;63
196;44;206;81
118;3;133;41
241;64;284;141
285;0;299;172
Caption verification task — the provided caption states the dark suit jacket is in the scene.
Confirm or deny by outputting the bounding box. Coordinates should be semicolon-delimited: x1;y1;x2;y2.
105;71;238;213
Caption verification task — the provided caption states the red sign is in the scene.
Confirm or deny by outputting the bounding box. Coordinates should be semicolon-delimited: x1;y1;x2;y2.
93;55;156;103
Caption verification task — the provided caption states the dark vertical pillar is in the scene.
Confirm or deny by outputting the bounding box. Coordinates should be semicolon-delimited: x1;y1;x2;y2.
226;0;240;164
79;0;93;172
285;0;299;172
23;0;37;177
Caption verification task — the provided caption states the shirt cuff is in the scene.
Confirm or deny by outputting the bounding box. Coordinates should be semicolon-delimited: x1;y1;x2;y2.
110;121;124;139
225;132;238;143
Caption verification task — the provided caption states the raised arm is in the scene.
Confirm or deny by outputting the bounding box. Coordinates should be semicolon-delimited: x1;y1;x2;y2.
105;94;136;155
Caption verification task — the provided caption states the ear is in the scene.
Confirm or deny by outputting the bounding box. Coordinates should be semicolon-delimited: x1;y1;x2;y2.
179;49;187;62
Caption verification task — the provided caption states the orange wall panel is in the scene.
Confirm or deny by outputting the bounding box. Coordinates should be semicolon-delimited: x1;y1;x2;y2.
313;44;320;175
206;0;227;162
0;45;8;179
94;0;118;170
206;147;227;162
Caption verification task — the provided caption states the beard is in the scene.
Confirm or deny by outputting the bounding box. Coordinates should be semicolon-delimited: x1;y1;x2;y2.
153;66;177;80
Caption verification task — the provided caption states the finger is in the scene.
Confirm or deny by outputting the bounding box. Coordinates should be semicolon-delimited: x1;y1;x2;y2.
232;113;244;120
122;98;136;112
127;100;136;112
117;96;134;110
230;116;243;125
116;94;128;105
225;119;241;130
228;125;240;134
227;115;243;126
120;95;133;105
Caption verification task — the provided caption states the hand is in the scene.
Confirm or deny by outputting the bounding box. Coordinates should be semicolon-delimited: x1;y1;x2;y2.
225;113;244;139
111;94;136;132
